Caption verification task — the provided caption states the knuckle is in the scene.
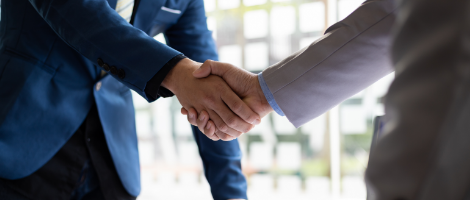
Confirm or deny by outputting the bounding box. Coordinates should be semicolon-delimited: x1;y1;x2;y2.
226;117;238;128
196;117;205;125
220;134;231;141
231;101;243;113
248;115;258;123
232;131;242;138
241;126;251;134
217;123;228;132
187;116;194;125
203;95;216;105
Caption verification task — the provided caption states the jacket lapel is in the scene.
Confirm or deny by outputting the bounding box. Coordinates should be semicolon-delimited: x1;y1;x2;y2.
107;0;118;9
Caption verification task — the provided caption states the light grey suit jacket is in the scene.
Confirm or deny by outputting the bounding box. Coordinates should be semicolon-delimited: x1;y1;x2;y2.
262;0;398;127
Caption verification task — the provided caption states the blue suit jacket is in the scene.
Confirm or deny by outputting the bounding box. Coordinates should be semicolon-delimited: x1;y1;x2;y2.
0;0;246;199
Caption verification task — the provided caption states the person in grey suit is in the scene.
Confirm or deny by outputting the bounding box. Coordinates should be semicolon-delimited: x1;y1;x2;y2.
183;0;470;199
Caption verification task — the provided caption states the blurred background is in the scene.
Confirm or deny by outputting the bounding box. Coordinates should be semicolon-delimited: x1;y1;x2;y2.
135;0;395;199
0;0;394;199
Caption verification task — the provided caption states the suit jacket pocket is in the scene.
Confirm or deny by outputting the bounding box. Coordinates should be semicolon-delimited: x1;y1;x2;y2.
156;7;181;24
149;7;182;36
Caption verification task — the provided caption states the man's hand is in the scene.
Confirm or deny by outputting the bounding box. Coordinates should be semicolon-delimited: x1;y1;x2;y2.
162;58;261;140
181;60;274;139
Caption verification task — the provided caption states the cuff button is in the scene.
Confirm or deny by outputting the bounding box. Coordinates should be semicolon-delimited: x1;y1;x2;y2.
118;69;126;79
110;66;118;75
102;63;110;71
97;58;104;67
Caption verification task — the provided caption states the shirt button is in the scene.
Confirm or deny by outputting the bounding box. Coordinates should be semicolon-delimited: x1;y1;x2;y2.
95;81;102;91
87;138;91;142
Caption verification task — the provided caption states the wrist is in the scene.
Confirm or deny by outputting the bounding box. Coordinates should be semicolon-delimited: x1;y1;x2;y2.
252;75;274;115
161;58;200;94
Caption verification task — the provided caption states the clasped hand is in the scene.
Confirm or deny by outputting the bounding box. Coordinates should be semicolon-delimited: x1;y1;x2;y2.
171;59;274;141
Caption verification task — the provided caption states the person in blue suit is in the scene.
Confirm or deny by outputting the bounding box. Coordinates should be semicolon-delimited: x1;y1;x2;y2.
0;0;261;199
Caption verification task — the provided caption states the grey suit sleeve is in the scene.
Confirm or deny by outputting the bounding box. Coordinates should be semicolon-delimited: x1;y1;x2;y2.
262;0;398;127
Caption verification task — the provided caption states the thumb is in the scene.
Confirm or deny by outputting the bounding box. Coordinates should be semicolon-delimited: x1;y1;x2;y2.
193;60;213;78
193;60;230;78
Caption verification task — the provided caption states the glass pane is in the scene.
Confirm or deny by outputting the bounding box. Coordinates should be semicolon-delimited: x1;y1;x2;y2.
244;42;269;71
250;174;274;193
203;0;216;12
135;111;151;137
338;0;364;21
243;0;267;7
206;17;217;40
249;142;273;170
340;104;367;134
277;176;302;194
270;36;291;61
174;114;193;136
244;10;268;39
302;114;326;152
299;2;325;33
270;6;296;36
218;0;240;10
272;114;296;134
276;143;301;170
218;45;242;67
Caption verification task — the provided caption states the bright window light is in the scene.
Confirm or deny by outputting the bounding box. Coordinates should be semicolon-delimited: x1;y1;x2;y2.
245;42;269;71
219;45;242;68
299;2;325;32
244;10;268;39
218;0;240;10
270;6;296;36
243;0;267;7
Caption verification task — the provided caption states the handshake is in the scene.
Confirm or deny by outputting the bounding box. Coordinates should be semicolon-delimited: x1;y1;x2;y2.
161;58;274;141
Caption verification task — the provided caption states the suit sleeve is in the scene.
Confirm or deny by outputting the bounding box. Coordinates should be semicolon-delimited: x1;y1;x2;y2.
262;0;398;127
27;0;182;101
163;0;218;62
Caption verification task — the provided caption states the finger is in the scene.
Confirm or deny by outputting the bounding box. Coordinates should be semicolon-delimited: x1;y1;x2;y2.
204;120;219;141
186;108;198;126
221;89;261;126
207;109;243;138
204;120;220;140
206;133;219;141
181;107;188;115
197;110;210;133
210;96;255;134
193;60;231;78
193;60;213;78
215;129;236;141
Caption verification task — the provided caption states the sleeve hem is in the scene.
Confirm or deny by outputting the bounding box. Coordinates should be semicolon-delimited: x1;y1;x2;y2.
144;54;187;100
258;73;285;116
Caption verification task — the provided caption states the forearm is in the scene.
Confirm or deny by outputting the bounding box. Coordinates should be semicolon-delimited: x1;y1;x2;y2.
262;0;398;127
28;0;181;101
160;58;201;94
